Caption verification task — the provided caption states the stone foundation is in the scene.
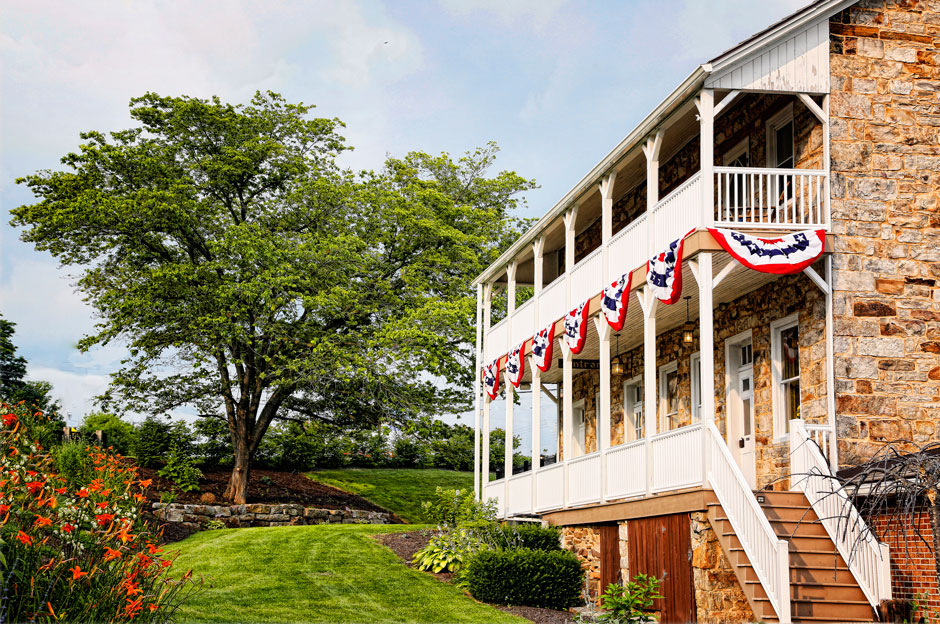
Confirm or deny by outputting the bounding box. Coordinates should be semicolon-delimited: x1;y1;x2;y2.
560;525;603;602
690;512;755;623
151;502;393;530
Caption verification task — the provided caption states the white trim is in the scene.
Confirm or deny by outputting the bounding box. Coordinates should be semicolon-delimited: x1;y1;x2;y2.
690;352;702;423
622;374;644;443
722;137;750;167
771;313;800;442
766;103;794;169
658;360;679;432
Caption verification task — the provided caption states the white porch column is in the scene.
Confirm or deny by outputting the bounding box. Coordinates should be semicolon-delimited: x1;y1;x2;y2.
697;89;715;226
637;287;657;495
473;283;483;499
594;316;611;502
563;206;578;298
692;253;715;487
600;173;617;281
479;283;493;500
561;340;573;507
529;356;541;510
504;372;514;494
643;130;664;209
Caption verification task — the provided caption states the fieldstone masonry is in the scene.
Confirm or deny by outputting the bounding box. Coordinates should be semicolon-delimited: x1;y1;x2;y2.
151;502;392;531
690;512;755;623
829;0;940;466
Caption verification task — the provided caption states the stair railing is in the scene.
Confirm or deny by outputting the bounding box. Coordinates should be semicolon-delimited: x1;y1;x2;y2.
789;419;892;608
705;422;791;622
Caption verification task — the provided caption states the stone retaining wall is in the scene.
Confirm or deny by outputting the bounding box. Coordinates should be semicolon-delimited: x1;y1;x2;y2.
151;502;393;530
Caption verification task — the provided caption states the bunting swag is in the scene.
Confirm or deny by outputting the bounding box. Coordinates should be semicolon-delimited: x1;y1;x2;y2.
532;324;555;373
564;301;591;354
483;358;500;400
506;341;526;388
647;230;693;304
602;272;632;331
708;227;825;275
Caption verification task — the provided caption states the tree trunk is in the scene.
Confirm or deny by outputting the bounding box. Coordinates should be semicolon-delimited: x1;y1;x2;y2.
224;434;252;504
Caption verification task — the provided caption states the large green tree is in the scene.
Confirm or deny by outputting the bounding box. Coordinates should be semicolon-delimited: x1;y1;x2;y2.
12;92;532;502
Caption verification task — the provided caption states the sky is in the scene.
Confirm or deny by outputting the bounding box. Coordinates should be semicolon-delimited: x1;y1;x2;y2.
0;0;808;428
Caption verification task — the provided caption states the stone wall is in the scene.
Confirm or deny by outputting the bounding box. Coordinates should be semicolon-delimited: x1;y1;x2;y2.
690;512;755;623
829;0;940;467
569;272;826;488
574;92;823;261
151;502;393;531
560;525;603;602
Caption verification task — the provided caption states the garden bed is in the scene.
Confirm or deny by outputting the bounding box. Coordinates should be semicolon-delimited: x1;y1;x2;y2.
140;467;397;516
376;530;575;624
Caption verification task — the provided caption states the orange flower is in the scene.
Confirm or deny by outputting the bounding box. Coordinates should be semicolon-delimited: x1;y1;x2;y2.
117;528;134;544
76;488;89;498
0;504;9;515
96;501;108;509
34;515;53;528
54;487;67;495
16;531;33;546
104;547;122;561
68;566;87;580
95;513;114;527
146;543;163;555
124;579;142;596
61;523;75;534
1;412;17;426
124;597;143;619
138;479;152;488
26;480;44;494
148;603;158;613
133;493;145;502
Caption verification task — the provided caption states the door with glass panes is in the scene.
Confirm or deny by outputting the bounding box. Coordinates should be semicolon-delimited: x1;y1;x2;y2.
728;337;756;489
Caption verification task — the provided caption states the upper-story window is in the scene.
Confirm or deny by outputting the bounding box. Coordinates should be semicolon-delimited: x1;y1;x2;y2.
771;313;800;439
767;104;794;169
723;138;750;168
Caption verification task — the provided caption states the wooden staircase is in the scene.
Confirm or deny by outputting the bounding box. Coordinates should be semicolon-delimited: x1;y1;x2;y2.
706;490;878;623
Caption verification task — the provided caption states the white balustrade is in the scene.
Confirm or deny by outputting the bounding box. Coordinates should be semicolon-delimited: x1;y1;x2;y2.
535;463;565;512
607;214;647;283
650;423;703;493
715;167;828;228
485;317;509;361
604;440;646;500
484;479;505;517
539;277;566;331
706;423;790;621
506;472;534;516
790;419;890;608
511;299;535;347
570;248;603;305
650;171;702;252
567;452;602;507
804;422;836;470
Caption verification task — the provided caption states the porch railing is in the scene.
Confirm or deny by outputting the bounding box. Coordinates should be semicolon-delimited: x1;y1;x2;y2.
715;166;828;228
651;424;704;492
567;452;602;507
789;419;891;608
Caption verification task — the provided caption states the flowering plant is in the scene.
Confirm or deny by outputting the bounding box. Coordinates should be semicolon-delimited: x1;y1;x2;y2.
0;402;199;622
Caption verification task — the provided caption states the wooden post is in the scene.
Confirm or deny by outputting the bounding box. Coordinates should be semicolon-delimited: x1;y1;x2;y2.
691;253;715;487
504;372;514;501
473;283;483;499
561;339;573;508
480;284;493;500
600;173;617;282
697;89;715;227
643;130;664;258
530;356;541;511
638;287;657;495
594;316;611;503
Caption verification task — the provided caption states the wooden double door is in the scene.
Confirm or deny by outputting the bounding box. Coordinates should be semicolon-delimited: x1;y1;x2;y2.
598;513;695;623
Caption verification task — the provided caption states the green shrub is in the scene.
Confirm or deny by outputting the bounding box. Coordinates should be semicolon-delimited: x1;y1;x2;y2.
192;416;233;467
493;524;561;552
599;574;663;623
393;435;431;468
52;440;95;488
157;444;203;491
422;487;498;526
133;415;172;467
413;527;486;573
463;548;584;609
79;411;136;455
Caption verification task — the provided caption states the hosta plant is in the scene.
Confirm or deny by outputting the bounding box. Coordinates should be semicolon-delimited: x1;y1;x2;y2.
0;402;200;622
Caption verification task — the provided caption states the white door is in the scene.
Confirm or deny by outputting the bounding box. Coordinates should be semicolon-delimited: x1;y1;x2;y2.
728;339;757;489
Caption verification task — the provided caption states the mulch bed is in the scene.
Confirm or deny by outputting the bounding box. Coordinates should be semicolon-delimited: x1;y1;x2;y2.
139;467;400;519
376;530;575;624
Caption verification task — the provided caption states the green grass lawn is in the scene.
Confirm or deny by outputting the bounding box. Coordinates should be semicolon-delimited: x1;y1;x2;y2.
308;468;473;523
172;524;523;624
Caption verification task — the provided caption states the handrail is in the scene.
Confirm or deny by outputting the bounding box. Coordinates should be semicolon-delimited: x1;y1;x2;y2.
567;451;601;465
650;421;702;441
789;419;890;607
608;212;646;245
714;166;826;175
571;246;603;273
653;170;703;211
705;422;790;621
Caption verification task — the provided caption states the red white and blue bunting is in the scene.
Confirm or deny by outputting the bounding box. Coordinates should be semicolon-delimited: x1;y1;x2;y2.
647;230;694;304
483;358;501;400
532;324;555;373
708;227;825;275
601;272;632;331
506;341;526;388
564;301;591;354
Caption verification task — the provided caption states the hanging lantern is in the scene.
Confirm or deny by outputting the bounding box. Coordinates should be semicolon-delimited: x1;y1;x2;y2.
611;333;624;376
682;296;695;345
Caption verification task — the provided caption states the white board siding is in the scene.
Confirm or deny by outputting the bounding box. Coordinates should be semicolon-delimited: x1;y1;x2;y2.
706;19;829;93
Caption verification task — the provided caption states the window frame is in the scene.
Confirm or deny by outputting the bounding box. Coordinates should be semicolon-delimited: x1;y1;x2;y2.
722;138;750;167
622;375;644;442
658;361;679;432
766;104;795;169
690;352;702;423
771;313;800;442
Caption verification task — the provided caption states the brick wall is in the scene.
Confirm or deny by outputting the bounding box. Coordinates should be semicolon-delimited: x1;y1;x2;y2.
569;272;825;488
829;0;940;467
875;511;940;620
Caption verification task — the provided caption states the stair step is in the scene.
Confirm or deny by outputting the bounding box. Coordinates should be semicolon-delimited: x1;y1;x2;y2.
746;579;868;602
760;506;821;523
755;491;808;506
790;599;875;621
725;533;836;553
767;519;828;537
739;563;857;585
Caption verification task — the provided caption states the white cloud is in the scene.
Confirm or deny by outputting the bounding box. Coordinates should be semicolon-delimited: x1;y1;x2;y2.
26;366;110;425
437;0;569;29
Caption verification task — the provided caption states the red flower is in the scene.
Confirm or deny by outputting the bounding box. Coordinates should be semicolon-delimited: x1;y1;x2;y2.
124;597;143;618
54;487;67;495
34;515;53;528
69;566;87;580
96;513;114;527
147;543;163;555
0;504;9;515
1;412;16;427
104;547;122;561
76;488;89;498
61;523;75;534
26;481;44;494
96;501;109;509
138;479;152;488
26;470;37;477
16;531;33;546
148;604;158;613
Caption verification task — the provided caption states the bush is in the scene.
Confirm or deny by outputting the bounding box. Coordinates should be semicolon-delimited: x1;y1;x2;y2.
599;574;664;623
79;412;136;456
463;548;584;609
132;416;171;468
0;402;199;622
192;417;232;468
393;436;431;469
422;487;497;526
157;444;203;492
493;524;561;552
52;440;95;488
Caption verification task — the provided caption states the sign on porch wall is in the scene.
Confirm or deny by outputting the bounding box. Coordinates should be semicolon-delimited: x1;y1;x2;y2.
647;229;694;304
557;359;600;370
708;227;825;274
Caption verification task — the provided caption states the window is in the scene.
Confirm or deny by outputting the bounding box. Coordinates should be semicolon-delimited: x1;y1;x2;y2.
690;353;702;422
723;138;750;167
623;377;644;441
772;314;800;439
659;362;679;432
767;105;794;169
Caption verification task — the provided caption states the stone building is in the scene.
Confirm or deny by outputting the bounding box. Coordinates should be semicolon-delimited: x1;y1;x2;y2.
471;1;940;622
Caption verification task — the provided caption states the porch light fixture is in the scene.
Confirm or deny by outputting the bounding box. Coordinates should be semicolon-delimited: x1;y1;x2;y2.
611;333;624;376
682;296;695;345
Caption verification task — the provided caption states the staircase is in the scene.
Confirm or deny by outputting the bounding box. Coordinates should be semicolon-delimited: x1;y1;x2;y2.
706;490;877;623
